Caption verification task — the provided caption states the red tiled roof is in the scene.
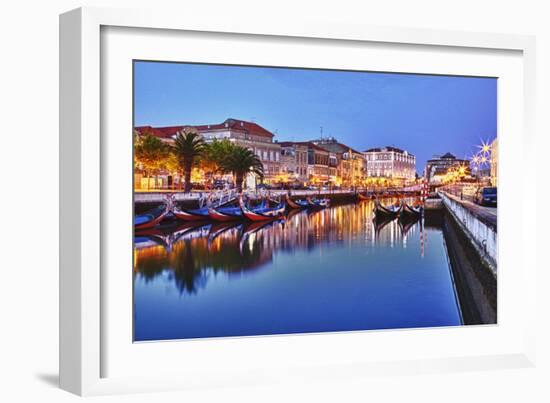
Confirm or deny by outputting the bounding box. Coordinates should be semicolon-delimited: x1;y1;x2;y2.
134;125;176;139
135;119;275;139
194;118;274;138
155;126;186;137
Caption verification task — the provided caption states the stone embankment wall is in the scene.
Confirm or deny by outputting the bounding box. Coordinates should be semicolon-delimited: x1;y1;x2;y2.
439;192;497;276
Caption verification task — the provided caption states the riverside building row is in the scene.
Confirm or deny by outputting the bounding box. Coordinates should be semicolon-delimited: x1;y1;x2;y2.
135;118;417;188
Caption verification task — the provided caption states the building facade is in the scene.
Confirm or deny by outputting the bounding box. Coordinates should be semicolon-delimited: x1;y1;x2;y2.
278;141;309;184
328;152;338;184
363;146;416;182
287;142;330;184
312;137;365;187
424;152;470;184
136;118;282;183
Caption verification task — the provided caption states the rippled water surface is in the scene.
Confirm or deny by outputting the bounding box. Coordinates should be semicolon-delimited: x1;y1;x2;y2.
134;200;462;341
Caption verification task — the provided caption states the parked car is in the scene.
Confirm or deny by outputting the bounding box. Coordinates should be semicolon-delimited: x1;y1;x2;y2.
474;187;497;206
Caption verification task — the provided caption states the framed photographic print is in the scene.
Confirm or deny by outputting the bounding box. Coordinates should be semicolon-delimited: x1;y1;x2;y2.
60;7;537;396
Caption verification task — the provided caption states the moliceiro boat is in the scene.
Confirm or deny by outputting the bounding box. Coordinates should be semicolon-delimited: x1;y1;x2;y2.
134;197;173;229
172;205;209;221
285;193;309;209
306;196;330;208
373;199;402;220
239;196;286;221
400;200;424;220
208;205;244;222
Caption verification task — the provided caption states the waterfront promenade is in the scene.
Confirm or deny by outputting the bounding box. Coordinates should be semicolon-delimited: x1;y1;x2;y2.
439;190;497;230
439;191;497;276
135;189;370;205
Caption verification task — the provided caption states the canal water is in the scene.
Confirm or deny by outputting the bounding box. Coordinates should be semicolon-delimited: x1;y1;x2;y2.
134;200;462;341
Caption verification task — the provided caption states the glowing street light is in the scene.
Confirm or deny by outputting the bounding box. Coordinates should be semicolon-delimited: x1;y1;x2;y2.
478;139;491;156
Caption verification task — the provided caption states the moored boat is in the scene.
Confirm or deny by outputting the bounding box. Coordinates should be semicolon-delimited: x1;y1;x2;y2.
373;199;402;220
285;193;309;209
306;196;330;209
400;200;423;220
239;196;286;221
357;192;371;201
208;205;244;222
172;206;209;221
134;202;171;230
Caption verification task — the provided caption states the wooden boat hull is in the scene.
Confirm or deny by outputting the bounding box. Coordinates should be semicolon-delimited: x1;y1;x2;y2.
208;207;243;222
134;206;170;230
400;202;423;219
240;197;286;221
173;207;209;221
306;197;330;209
373;200;402;220
285;194;309;209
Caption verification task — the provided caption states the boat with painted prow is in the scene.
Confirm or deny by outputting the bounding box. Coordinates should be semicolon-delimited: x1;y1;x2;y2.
134;198;173;229
239;196;286;221
172;206;209;221
285;193;309;209
400;201;423;220
306;196;330;209
373;199;402;220
208;205;244;222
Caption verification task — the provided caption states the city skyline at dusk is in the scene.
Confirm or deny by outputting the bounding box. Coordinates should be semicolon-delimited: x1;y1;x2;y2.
133;59;499;342
134;61;497;170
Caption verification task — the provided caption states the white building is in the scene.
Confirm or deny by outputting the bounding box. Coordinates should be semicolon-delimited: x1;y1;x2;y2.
362;146;416;181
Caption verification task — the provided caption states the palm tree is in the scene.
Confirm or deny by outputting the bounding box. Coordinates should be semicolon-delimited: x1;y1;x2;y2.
134;132;171;190
173;127;206;193
220;146;264;193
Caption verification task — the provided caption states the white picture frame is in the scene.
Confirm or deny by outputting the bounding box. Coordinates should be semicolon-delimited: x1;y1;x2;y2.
60;6;537;396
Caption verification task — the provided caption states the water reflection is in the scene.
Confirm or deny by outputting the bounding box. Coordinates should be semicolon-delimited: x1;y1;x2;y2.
134;199;461;340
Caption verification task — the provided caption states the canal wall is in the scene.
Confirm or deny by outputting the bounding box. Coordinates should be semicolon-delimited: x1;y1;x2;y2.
442;207;497;325
432;191;497;325
439;192;497;274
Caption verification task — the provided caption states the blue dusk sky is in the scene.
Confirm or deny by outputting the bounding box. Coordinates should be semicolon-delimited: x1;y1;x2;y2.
134;61;497;170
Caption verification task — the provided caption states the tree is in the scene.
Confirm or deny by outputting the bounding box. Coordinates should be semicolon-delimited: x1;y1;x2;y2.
200;139;235;188
134;132;171;190
220;145;264;193
164;153;181;189
173;127;206;193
